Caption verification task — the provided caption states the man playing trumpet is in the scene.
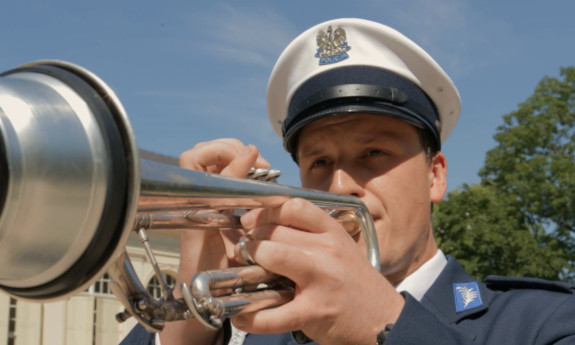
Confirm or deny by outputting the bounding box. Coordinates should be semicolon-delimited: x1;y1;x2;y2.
124;18;575;345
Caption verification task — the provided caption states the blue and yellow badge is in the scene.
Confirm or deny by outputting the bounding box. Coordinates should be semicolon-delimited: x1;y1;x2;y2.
315;26;351;65
453;282;483;313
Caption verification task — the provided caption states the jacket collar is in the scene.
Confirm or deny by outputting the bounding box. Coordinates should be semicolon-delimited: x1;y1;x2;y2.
420;256;490;324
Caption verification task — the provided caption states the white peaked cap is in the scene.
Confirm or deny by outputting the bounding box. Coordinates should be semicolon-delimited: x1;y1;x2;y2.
267;18;461;153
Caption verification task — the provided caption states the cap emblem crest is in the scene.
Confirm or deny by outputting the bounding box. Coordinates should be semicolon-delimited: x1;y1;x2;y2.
315;26;351;65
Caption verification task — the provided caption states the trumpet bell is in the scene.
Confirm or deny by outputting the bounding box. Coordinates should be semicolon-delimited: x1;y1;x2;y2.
0;60;139;300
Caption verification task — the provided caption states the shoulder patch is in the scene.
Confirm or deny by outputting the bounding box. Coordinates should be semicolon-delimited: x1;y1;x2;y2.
453;282;483;313
485;275;574;293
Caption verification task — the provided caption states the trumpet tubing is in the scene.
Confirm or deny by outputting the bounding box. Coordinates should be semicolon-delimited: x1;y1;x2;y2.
0;60;379;333
134;208;362;237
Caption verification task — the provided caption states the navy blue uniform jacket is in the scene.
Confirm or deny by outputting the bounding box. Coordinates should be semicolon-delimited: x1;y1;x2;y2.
120;256;575;344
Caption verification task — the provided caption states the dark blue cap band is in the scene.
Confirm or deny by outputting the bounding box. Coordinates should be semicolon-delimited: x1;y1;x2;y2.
282;66;441;153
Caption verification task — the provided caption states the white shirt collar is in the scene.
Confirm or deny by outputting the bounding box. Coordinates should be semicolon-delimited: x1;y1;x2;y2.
394;249;447;301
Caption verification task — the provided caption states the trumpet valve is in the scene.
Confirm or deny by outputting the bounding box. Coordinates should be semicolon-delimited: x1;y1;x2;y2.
334;211;361;237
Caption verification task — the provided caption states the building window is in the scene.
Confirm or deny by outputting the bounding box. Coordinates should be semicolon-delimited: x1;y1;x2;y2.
8;298;16;345
90;273;114;296
147;274;176;299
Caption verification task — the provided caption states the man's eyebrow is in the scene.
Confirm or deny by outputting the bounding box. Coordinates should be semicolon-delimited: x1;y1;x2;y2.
299;146;325;158
299;129;404;157
354;130;403;145
369;129;405;140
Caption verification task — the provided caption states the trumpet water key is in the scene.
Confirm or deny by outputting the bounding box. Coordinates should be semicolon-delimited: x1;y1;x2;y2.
0;60;379;332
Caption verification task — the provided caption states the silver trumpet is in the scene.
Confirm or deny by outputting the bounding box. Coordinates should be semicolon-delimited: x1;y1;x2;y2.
0;61;379;332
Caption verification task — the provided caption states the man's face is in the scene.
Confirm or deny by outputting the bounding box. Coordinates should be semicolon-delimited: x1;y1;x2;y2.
296;114;447;284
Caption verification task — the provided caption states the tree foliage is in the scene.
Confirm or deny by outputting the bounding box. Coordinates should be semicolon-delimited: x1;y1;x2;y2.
480;67;575;241
434;67;575;281
434;184;568;281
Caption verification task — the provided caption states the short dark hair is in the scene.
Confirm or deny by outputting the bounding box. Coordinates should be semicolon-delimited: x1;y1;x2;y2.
416;127;442;213
417;127;440;163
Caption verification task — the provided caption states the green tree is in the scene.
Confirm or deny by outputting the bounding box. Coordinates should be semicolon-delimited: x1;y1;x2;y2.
480;67;575;244
435;67;575;281
434;184;568;281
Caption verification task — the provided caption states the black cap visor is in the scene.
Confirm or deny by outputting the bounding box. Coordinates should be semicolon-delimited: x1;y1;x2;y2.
282;66;440;153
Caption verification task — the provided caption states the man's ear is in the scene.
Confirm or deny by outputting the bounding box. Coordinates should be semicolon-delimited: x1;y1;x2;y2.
429;152;447;203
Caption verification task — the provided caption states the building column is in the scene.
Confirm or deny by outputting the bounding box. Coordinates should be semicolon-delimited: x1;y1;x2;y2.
0;294;9;343
42;301;66;345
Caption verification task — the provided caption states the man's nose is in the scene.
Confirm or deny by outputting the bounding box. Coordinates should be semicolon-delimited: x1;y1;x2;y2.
329;168;363;197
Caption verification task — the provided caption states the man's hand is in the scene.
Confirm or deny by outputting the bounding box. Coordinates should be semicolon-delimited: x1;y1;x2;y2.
160;139;269;345
232;198;405;345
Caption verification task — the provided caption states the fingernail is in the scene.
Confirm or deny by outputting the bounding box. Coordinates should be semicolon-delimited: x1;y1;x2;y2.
241;145;254;156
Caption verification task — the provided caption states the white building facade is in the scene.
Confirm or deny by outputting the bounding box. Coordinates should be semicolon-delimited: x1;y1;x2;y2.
0;231;180;345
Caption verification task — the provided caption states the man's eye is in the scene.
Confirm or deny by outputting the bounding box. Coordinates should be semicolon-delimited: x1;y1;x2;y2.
366;149;385;157
312;158;329;168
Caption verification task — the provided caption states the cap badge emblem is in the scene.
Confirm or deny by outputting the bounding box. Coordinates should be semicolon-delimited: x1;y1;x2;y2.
315;26;351;65
453;282;483;313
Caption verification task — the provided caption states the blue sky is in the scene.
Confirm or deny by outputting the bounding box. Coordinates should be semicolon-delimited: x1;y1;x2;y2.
2;0;574;191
